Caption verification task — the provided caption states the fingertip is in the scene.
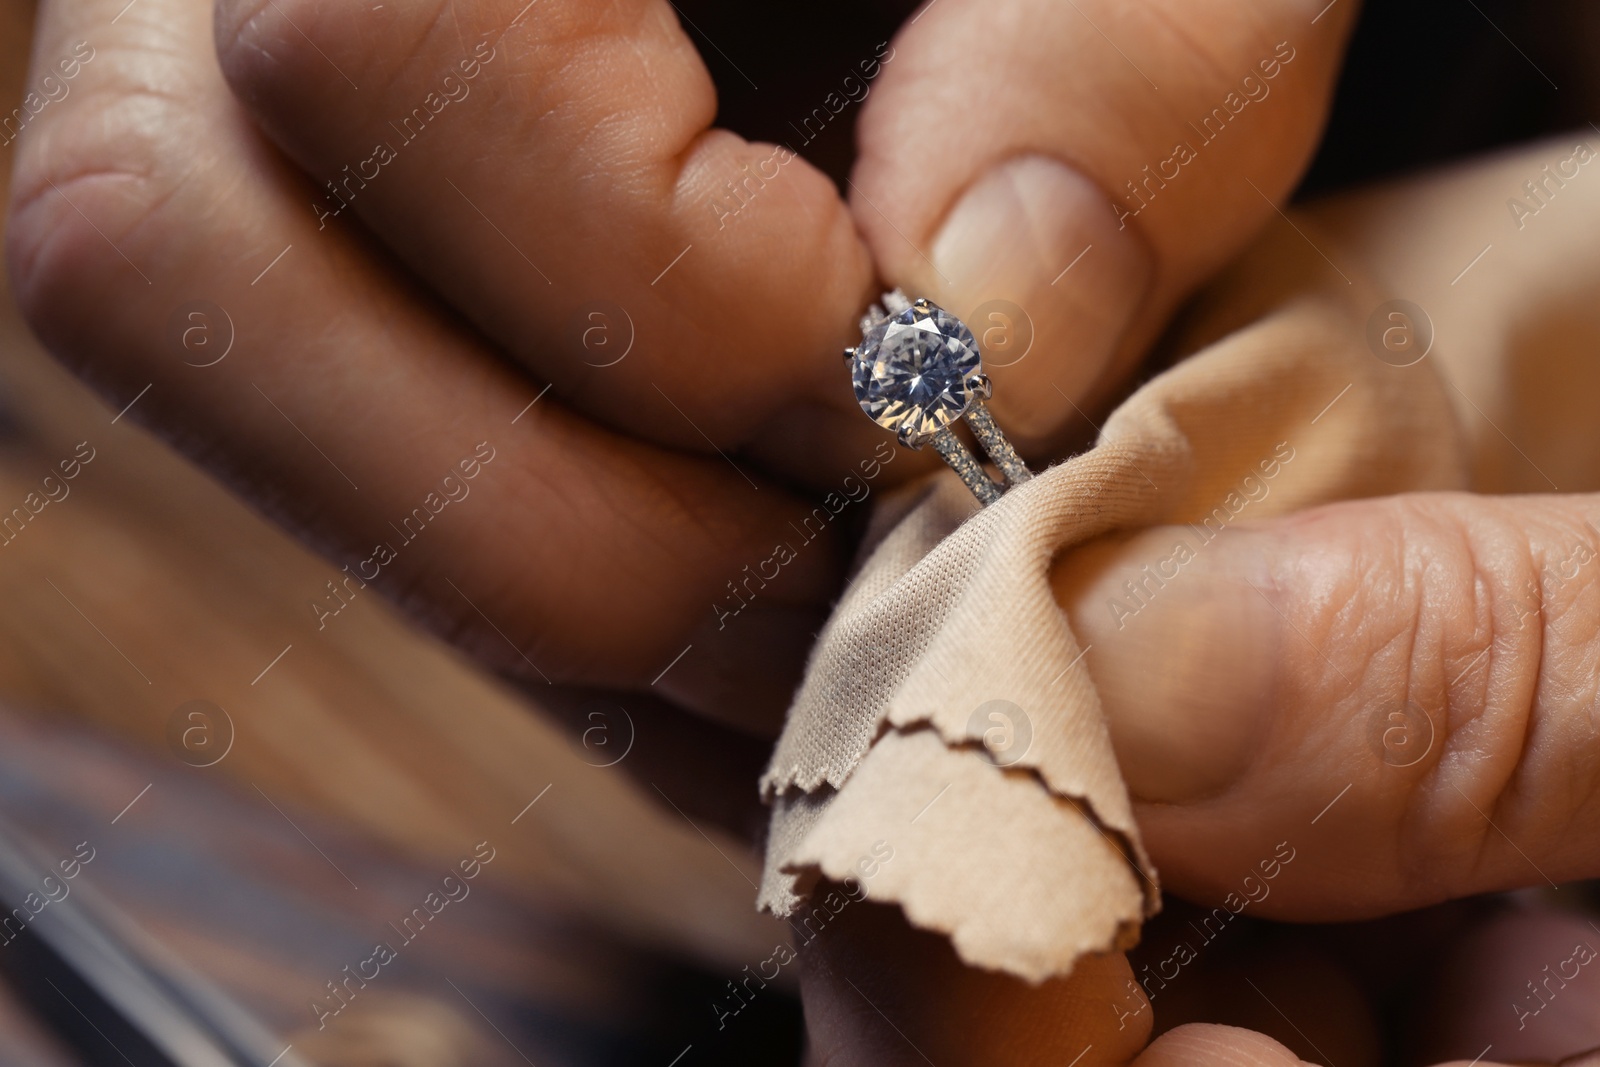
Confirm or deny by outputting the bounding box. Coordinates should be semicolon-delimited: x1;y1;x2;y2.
1134;1023;1310;1067
849;0;1362;448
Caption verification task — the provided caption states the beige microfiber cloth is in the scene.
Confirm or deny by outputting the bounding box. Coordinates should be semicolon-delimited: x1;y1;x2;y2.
753;134;1600;981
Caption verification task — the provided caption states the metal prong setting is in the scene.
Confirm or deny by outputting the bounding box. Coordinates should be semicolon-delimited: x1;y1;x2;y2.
843;346;856;364
896;422;930;450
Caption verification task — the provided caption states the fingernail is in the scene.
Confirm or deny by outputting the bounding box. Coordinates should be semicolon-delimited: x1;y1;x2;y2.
929;156;1153;446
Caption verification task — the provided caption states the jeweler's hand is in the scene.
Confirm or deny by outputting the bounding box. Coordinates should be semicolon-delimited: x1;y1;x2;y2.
852;0;1362;453
4;0;1362;744
801;490;1600;1064
1055;492;1600;921
794;78;1600;1055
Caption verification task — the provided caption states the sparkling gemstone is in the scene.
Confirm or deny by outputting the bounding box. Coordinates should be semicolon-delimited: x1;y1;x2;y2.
851;300;981;445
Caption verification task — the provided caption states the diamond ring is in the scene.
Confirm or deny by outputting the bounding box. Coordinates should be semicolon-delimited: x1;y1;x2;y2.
846;291;1032;505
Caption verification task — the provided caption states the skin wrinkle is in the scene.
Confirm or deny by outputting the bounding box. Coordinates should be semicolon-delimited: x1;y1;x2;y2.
1197;496;1600;904
581;22;716;154
1349;517;1456;887
443;1;468;61
1427;501;1495;745
458;379;824;670
1496;510;1559;843
361;0;462;105
1134;2;1262;113
433;477;678;678
1464;505;1544;844
9;49;290;278
566;41;708;165
83;28;211;82
230;1;710;190
1143;1025;1307;1067
9;80;188;217
5;168;147;304
1392;511;1432;757
1397;498;1600;893
1407;558;1493;891
1385;502;1519;890
1419;505;1507;889
277;17;646;192
1514;511;1600;847
1360;504;1414;700
592;433;839;614
590;451;737;569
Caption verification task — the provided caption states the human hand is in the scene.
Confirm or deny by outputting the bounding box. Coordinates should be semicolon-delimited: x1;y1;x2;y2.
5;0;880;763
795;488;1600;1065
3;0;1361;748
3;0;1350;710
198;0;1363;459
789;79;1600;1054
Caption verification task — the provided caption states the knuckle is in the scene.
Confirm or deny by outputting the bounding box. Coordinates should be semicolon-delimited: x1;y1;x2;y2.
1395;495;1535;888
6;82;177;344
1280;494;1550;893
215;0;449;106
1382;495;1600;893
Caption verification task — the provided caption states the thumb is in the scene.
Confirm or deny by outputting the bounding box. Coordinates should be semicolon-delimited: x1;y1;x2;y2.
851;0;1358;451
1052;491;1600;918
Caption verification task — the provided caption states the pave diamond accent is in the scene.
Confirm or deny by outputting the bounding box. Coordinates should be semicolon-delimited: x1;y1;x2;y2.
850;297;983;447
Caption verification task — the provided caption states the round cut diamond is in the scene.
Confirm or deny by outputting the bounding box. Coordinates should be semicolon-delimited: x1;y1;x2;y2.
851;300;981;445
